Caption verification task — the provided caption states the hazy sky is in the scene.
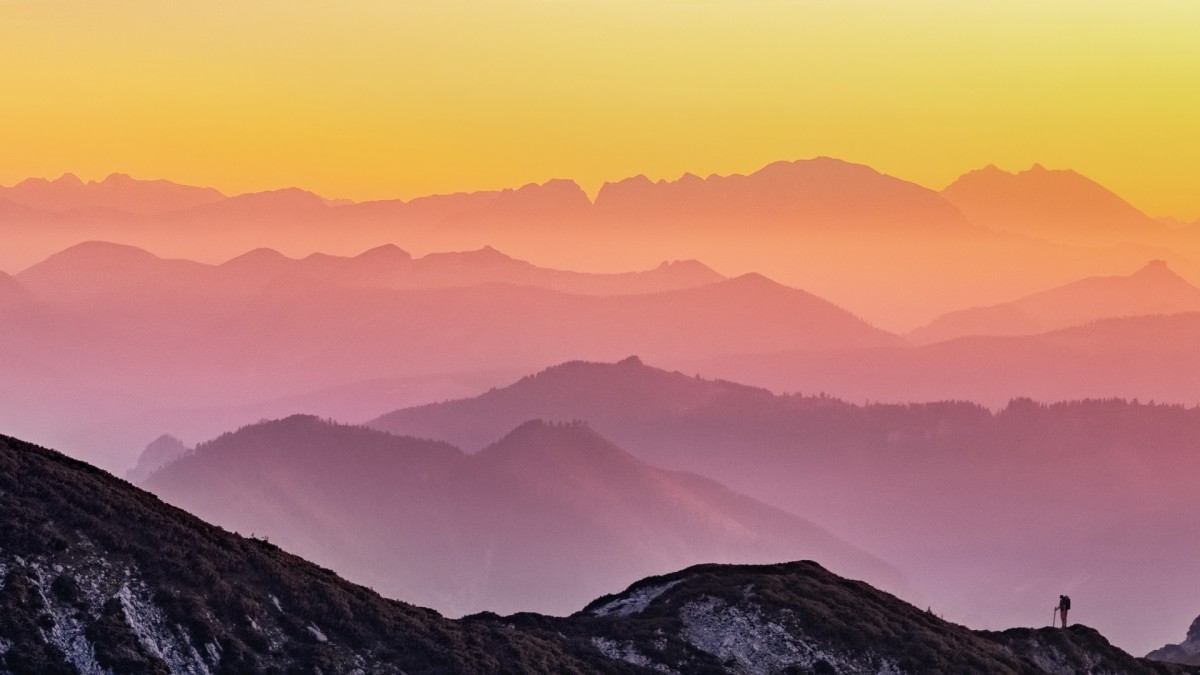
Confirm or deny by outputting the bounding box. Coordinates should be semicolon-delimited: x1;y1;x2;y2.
2;0;1198;218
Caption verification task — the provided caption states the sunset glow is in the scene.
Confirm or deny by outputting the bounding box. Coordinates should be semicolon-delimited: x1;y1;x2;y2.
2;0;1199;218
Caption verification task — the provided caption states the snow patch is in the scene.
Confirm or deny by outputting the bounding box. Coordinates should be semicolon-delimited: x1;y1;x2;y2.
270;594;283;612
590;580;683;617
308;623;329;642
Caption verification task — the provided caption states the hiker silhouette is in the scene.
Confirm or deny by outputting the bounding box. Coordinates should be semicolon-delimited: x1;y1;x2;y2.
1056;595;1071;627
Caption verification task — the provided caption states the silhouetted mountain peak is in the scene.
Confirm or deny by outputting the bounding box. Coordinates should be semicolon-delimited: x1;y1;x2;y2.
942;163;1163;244
725;271;783;288
484;419;611;459
127;434;191;483
354;243;412;262
1132;259;1177;279
222;187;329;211
419;245;524;267
651;258;721;277
33;240;160;268
222;247;291;268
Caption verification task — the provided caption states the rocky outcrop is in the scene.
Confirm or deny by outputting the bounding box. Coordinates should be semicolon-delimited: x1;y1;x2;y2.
1148;616;1200;666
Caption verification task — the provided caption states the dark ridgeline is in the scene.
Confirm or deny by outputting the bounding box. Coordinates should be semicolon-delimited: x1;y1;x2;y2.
3;430;1194;674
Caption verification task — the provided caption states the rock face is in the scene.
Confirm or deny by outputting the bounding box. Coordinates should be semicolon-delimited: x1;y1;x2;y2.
2;429;1196;674
1148;616;1200;666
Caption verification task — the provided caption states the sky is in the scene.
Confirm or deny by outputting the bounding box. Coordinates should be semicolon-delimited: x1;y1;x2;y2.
1;0;1198;219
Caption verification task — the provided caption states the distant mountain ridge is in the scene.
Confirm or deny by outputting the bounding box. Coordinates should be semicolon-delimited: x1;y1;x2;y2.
3;428;1191;674
142;414;901;617
4;157;1190;332
942;163;1171;245
0;172;225;214
15;241;726;301
908;260;1200;343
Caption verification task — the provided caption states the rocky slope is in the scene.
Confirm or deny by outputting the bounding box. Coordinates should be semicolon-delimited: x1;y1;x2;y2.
2;430;1193;674
1148;617;1200;666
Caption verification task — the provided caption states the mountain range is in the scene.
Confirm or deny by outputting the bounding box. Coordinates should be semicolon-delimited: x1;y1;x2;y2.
4;157;1193;330
15;240;725;303
908;260;1200;343
140;415;900;618
0;243;899;471
2;428;1193;674
369;357;1200;655
6;236;1200;478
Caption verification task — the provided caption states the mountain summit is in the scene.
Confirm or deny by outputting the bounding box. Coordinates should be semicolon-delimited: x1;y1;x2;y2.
942;164;1168;245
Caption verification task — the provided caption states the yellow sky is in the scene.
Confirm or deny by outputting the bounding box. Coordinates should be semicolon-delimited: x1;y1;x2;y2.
1;0;1198;218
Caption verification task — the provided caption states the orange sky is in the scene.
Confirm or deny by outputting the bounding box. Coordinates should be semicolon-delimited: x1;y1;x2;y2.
1;1;1198;219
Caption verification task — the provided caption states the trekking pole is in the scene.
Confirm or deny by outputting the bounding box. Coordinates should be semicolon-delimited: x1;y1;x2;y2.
1051;608;1057;627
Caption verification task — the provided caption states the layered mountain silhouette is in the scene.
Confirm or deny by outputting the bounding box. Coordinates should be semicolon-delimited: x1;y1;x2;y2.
2;245;900;471
2;429;1190;674
370;357;1200;654
7;157;1189;330
17;241;724;302
0;172;225;214
591;157;975;235
908;260;1200;343
713;312;1200;407
141;415;901;617
941;164;1173;246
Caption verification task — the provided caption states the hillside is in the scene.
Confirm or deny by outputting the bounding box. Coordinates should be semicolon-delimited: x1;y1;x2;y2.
369;357;1200;654
0;431;604;674
142;416;899;618
909;260;1200;343
3;429;1191;673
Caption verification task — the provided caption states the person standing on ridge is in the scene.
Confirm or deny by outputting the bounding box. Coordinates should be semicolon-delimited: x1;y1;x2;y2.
1056;595;1071;627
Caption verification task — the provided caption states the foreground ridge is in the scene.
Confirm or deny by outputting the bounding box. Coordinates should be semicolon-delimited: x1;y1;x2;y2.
1;432;1195;674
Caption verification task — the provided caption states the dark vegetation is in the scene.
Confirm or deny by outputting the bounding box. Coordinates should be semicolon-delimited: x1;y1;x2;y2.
3;429;1198;674
0;433;614;674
